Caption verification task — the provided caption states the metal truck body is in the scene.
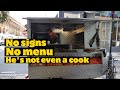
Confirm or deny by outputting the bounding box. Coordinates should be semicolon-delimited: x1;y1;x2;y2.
25;18;112;79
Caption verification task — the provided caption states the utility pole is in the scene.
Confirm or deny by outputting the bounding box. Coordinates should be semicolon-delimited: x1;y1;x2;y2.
107;11;115;79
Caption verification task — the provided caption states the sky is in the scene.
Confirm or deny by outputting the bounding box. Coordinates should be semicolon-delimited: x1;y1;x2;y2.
9;11;59;26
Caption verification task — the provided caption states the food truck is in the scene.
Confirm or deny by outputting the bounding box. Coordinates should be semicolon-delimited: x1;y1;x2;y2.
25;17;112;79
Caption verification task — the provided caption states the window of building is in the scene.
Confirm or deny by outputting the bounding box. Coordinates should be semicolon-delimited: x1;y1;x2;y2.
95;12;100;16
0;27;1;33
3;28;5;34
101;22;105;40
100;22;111;48
112;27;116;41
117;28;120;41
112;41;116;46
106;22;110;40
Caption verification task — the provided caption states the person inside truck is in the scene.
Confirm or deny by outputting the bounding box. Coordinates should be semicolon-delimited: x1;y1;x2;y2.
48;29;58;44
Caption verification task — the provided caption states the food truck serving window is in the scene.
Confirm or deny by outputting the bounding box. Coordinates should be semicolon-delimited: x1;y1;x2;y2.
32;32;60;43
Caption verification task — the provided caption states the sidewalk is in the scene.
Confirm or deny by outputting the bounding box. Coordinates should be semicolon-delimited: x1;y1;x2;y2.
95;73;120;79
95;59;120;79
0;46;4;51
15;75;26;79
0;74;26;79
95;75;106;79
115;73;120;79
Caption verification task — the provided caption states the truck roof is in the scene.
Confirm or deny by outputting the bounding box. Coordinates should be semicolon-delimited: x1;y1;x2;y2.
23;17;113;21
23;17;114;24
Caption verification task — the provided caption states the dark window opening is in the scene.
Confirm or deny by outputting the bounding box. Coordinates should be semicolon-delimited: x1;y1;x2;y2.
32;32;60;43
112;27;116;40
112;42;116;46
83;12;87;18
0;27;1;33
73;32;84;49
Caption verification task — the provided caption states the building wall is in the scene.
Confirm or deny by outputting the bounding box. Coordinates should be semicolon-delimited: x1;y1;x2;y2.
64;13;80;18
112;21;120;46
0;15;26;36
99;21;111;48
58;11;114;49
98;16;120;47
86;13;95;18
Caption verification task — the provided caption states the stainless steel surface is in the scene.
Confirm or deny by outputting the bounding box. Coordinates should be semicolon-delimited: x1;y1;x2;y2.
29;52;108;79
27;17;109;79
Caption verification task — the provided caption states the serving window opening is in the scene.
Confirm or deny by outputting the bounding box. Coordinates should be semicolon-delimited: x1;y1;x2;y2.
31;23;85;49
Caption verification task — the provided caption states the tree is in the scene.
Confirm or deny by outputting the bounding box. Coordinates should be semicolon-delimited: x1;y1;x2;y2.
0;11;8;34
0;11;8;23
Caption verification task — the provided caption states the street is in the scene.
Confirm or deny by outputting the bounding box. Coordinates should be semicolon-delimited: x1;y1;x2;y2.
95;47;120;79
0;46;28;74
107;47;120;79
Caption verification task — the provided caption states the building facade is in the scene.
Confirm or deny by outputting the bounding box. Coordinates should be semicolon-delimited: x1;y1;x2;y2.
111;20;120;46
57;11;120;47
0;13;26;37
96;11;120;47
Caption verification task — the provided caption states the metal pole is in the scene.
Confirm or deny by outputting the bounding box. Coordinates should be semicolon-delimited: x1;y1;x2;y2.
116;21;119;46
107;11;114;79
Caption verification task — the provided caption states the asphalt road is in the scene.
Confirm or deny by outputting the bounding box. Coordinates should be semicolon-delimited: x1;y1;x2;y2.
95;47;120;79
107;47;120;60
107;47;120;52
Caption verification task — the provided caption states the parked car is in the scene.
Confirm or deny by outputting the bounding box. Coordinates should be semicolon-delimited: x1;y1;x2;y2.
0;33;6;45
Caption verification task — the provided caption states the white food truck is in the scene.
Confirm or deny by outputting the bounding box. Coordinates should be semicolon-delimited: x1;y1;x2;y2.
25;17;112;79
